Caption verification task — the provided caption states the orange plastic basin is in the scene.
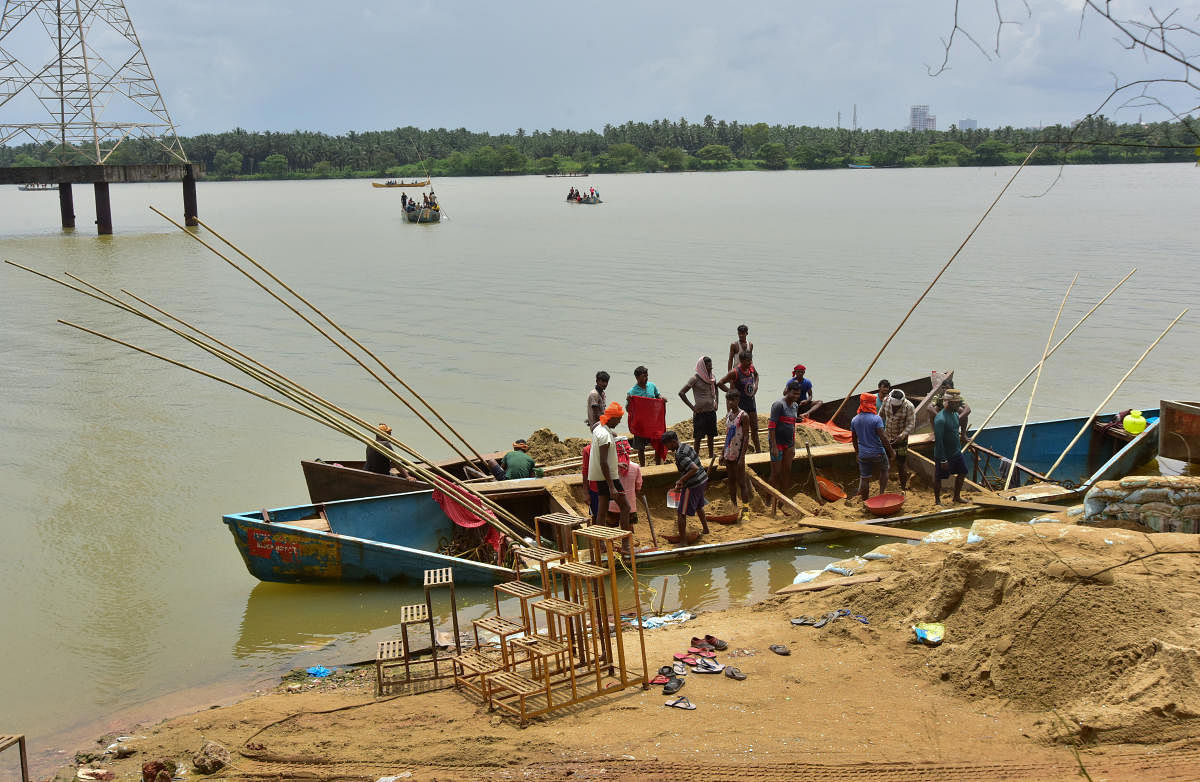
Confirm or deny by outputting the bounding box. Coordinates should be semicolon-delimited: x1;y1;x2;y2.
865;493;906;517
816;476;846;502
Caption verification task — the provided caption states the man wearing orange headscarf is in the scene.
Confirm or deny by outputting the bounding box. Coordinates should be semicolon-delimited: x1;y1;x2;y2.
589;402;632;551
850;393;894;501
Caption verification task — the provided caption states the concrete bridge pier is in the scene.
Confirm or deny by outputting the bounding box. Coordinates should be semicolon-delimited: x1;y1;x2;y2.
58;183;75;228
94;182;113;235
183;165;198;226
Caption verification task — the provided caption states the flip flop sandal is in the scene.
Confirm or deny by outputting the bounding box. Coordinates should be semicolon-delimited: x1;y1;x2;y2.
697;650;717;658
663;676;684;695
852;614;870;624
790;616;816;626
705;635;729;651
769;644;791;656
659;665;675;677
835;608;852;618
687;646;707;655
811;615;831;629
650;674;671;685
673;652;693;661
664;696;696;710
691;663;725;674
671;661;689;676
724;666;747;680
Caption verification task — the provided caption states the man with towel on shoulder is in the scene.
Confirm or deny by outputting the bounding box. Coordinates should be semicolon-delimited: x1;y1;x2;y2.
934;389;969;505
589;402;632;552
679;356;719;459
851;393;895;500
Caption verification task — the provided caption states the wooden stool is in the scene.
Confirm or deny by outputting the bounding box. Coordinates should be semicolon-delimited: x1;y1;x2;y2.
486;670;543;726
452;649;501;703
534;512;587;556
509;632;577;711
493;579;545;632
575;524;649;686
423;567;460;679
0;735;28;782
550;559;608;674
375;639;406;696
472;615;525;669
516;545;569;591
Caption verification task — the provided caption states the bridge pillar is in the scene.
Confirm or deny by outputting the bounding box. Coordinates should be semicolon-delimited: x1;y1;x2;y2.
58;183;75;228
182;165;198;226
94;182;112;235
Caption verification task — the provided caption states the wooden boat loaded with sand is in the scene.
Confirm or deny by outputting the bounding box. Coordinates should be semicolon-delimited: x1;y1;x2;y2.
226;402;1161;587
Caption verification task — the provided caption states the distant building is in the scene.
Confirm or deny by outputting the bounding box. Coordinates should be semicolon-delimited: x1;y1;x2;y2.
958;118;978;131
909;105;936;131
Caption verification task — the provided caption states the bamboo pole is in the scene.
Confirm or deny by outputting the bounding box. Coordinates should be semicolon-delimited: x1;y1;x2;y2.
147;207;490;476
184;213;481;467
1044;309;1188;479
827;145;1041;425
962;268;1136;451
6;260;534;540
1005;274;1077;489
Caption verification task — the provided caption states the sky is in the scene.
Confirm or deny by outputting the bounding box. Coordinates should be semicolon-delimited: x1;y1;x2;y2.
6;0;1200;137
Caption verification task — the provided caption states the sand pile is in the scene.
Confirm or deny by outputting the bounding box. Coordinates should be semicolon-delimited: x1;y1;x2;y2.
524;428;588;464
669;414;836;447
783;518;1200;745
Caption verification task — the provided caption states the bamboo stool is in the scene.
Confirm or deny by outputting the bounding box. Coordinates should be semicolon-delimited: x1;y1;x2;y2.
493;578;545;632
452;649;502;703
423;567;460;679
472;615;525;669
516;545;569;591
375;603;430;694
534;512;587;556
486;670;544;726
550;559;609;678
509;632;577;712
0;735;28;782
575;524;649;687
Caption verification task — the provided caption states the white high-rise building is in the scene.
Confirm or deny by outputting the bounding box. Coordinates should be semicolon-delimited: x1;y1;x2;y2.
909;105;936;131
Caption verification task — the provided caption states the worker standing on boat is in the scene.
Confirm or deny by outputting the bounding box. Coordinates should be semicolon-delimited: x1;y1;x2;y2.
609;438;643;526
933;389;968;505
401;192;408;209
882;389;916;491
626;365;666;466
364;423;410;479
679;356;719;460
851;393;894;501
722;389;753;521
585;371;610;430
727;324;753;372
717;350;761;452
589;402;632;552
767;381;804;515
662;429;710;545
785;365;822;419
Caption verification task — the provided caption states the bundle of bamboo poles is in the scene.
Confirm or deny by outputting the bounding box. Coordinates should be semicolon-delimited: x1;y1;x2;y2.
4;215;543;549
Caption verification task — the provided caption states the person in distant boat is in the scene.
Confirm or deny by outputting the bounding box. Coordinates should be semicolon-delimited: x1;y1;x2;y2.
784;364;821;418
933;389;969;505
400;192;407;209
728;324;753;372
717;350;761;452
499;439;539;480
626;365;665;467
585;370;610;430
364;423;411;479
767;381;804;515
851;393;894;501
679;356;719;460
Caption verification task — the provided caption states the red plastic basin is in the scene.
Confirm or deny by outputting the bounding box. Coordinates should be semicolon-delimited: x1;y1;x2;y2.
816;476;846;502
865;492;906;517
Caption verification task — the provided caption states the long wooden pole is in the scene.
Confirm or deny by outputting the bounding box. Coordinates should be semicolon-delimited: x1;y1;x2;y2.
1005;274;1077;489
185;214;481;465
963;268;1136;451
747;472;926;541
147;207;490;475
56;317;534;542
1043;309;1188;479
827;145;1041;424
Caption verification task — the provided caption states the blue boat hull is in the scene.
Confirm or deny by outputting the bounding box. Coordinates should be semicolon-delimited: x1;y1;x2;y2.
223;490;517;586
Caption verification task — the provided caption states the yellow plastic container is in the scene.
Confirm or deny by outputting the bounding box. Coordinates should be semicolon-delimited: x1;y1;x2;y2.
1123;409;1147;435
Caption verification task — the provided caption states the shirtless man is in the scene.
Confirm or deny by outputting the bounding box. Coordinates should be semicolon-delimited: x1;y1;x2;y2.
727;324;753;372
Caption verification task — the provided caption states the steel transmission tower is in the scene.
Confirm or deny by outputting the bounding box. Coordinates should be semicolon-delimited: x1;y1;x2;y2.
0;0;187;163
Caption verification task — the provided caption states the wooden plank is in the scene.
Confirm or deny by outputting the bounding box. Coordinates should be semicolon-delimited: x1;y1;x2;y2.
747;473;926;541
908;450;993;494
972;495;1064;513
775;573;882;595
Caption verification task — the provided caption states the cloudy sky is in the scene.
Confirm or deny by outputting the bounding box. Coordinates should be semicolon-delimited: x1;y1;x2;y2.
10;1;1200;136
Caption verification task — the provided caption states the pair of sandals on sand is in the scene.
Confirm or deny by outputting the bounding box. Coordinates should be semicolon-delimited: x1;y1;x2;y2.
790;608;868;628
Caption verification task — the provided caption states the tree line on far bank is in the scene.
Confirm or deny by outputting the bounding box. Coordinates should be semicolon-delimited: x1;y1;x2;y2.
2;114;1197;179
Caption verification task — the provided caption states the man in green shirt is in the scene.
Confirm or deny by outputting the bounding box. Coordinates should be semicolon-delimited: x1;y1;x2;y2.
499;439;539;480
933;389;968;505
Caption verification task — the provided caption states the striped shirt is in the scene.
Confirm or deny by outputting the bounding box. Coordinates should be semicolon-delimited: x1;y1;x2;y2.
673;443;707;488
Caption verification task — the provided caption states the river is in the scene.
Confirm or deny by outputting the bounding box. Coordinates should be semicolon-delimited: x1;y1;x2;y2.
1;164;1196;770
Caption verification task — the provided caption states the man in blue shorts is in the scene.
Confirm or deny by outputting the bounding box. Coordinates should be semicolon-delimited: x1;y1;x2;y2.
850;393;895;500
933;389;968;505
767;381;804;515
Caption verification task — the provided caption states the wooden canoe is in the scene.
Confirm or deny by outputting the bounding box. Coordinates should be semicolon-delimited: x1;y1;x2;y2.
373;179;430;188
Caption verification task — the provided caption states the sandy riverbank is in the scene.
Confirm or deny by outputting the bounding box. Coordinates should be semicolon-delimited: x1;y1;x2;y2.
60;516;1200;782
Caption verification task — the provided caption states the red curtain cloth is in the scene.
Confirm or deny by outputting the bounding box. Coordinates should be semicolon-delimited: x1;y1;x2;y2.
431;477;503;554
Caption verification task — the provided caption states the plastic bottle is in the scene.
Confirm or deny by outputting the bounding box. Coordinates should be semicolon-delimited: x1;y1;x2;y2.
1123;409;1147;435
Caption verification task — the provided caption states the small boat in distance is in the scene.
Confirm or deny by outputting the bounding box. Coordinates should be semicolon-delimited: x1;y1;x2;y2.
847;164;874;169
373;179;431;188
18;182;57;191
566;186;601;204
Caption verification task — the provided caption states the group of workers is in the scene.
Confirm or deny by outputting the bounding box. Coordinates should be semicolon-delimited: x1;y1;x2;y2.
400;191;438;212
